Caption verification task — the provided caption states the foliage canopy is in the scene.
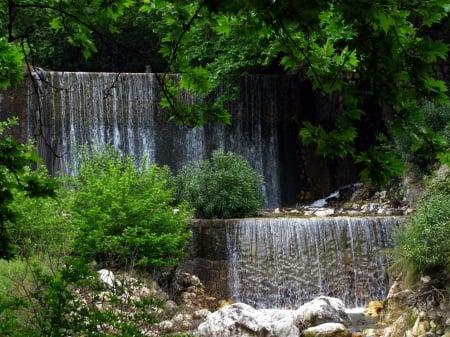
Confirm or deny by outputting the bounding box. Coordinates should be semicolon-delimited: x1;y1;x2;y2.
1;0;450;184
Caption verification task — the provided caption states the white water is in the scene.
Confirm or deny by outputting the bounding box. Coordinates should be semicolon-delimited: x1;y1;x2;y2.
226;216;404;309
26;72;282;207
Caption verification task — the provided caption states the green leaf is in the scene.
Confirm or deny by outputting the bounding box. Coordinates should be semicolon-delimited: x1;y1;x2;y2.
423;77;448;94
179;66;212;92
437;152;450;165
49;17;63;31
215;16;232;36
373;11;396;33
280;55;299;71
423;39;448;62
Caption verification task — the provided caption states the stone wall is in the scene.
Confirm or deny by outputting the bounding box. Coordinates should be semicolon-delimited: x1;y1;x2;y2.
179;219;237;300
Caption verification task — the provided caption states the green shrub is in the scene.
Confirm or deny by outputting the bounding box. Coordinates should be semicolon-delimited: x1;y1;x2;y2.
396;175;450;276
174;150;263;218
7;189;74;258
393;102;450;176
67;146;192;272
0;118;55;260
0;257;161;337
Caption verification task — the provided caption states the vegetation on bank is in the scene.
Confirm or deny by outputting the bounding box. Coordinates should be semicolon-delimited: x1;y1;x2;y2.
395;172;450;285
391;102;450;288
0;0;450;334
0;143;263;336
174;150;263;219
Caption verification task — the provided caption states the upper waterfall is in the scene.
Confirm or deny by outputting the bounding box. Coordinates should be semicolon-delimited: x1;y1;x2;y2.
0;70;362;207
25;71;287;208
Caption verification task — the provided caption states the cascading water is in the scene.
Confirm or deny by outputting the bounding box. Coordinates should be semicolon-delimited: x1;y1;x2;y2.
26;71;282;207
226;216;405;309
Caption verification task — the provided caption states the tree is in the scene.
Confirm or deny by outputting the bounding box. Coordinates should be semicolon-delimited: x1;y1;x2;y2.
142;0;450;183
1;0;450;184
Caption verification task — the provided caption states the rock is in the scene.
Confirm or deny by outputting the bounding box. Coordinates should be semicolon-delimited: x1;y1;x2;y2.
384;290;415;320
295;296;351;327
386;313;411;337
219;299;234;307
98;269;116;290
314;208;335;217
194;308;211;320
363;301;384;317
412;314;430;337
420;276;431;284
163;300;178;315
418;333;436;337
197;302;299;337
302;323;350;337
158;320;173;331
384;282;415;323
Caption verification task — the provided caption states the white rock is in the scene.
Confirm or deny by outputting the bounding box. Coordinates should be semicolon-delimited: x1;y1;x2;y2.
197;302;298;337
97;269;116;290
302;322;349;337
295;296;351;327
420;276;431;284
158;320;173;331
194;309;211;319
314;208;335;217
198;297;351;337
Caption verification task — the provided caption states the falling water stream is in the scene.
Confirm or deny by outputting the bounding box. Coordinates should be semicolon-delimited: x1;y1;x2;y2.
226;216;404;309
26;71;283;208
5;72;407;311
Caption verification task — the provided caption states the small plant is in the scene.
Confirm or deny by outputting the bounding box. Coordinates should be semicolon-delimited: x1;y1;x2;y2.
396;174;450;277
66;145;193;272
174;150;263;218
393;102;450;176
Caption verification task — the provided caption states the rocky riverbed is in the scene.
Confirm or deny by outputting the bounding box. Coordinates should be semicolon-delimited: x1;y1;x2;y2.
88;268;449;337
84;180;449;336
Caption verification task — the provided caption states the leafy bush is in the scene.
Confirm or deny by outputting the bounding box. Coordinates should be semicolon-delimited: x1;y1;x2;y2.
7;189;74;258
396;175;450;276
0;118;55;260
0;257;161;337
67;146;192;271
393;102;450;176
174;150;263;218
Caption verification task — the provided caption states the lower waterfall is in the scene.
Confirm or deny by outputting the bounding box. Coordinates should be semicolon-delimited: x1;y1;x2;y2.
226;216;404;309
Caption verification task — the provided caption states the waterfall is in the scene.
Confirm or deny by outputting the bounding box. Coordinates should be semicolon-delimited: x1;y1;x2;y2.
226;216;404;309
26;71;283;208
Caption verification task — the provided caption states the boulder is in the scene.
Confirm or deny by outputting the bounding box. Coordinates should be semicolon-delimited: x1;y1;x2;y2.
198;297;352;337
383;313;411;337
197;302;299;337
302;323;350;337
97;269;116;290
295;296;351;327
384;289;415;323
363;301;383;317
